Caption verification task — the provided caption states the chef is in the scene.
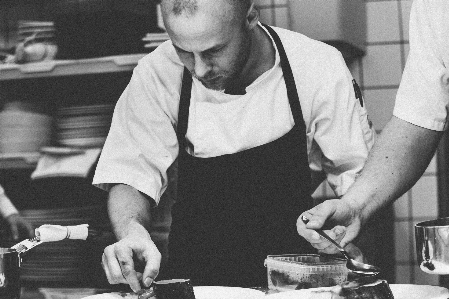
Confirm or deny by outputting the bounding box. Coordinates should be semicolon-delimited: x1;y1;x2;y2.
93;0;375;292
297;0;449;255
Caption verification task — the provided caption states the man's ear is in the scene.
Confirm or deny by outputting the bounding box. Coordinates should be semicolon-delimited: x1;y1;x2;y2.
246;3;259;29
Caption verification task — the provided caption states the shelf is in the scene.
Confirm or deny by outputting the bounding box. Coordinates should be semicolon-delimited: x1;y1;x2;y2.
0;53;147;81
0;152;40;169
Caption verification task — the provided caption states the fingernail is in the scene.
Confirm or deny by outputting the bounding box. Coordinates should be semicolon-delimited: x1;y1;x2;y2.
335;227;344;235
144;277;153;287
312;232;321;241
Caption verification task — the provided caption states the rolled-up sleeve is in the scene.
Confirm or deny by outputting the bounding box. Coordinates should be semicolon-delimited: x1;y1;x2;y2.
393;0;449;131
93;51;182;204
309;53;376;197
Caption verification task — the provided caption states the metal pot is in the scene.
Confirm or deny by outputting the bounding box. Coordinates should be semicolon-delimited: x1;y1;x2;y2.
415;217;449;275
0;248;21;299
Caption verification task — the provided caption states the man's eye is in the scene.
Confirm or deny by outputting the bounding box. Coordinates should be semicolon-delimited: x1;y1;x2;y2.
208;47;223;55
203;48;223;59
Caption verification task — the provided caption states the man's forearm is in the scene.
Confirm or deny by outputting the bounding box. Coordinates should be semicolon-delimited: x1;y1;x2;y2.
108;184;153;240
343;116;443;222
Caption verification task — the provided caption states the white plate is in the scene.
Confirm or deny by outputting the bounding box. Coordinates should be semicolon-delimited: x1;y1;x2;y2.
265;284;449;299
389;284;449;299
194;286;264;299
82;286;264;299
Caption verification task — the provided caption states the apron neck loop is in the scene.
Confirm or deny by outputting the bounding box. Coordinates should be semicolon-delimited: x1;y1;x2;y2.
177;67;192;147
261;23;306;130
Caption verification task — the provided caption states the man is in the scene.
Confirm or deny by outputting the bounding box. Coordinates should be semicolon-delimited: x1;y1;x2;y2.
0;184;34;241
94;0;375;291
298;0;449;256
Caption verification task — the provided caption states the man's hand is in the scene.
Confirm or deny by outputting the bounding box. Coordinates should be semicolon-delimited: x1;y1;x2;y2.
102;225;161;293
297;199;363;255
5;213;34;241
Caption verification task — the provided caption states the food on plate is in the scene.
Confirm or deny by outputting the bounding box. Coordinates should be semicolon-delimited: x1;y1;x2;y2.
112;288;155;299
153;279;196;299
330;278;394;299
136;288;156;299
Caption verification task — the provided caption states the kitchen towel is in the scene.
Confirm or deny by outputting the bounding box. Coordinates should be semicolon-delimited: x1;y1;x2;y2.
35;224;89;242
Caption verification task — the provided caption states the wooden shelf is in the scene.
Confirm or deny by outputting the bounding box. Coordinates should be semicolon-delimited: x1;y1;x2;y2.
0;53;146;81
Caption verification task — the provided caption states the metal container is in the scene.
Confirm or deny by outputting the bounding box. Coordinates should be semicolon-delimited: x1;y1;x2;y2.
415;217;449;275
0;248;21;299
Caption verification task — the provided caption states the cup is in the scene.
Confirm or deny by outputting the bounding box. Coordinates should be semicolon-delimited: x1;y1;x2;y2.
0;248;21;299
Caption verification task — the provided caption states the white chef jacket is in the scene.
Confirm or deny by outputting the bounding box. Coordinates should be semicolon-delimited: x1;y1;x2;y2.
394;0;449;131
93;25;375;204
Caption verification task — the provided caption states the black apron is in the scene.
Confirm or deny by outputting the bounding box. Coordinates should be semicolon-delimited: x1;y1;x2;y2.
165;24;314;287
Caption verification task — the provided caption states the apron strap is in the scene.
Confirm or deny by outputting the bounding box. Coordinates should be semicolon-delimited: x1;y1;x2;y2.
261;23;306;130
177;67;193;147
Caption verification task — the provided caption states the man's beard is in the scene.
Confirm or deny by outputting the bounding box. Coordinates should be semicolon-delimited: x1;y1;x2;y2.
194;33;252;91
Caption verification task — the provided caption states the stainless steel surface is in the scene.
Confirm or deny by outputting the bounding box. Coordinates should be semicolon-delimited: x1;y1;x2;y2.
415;217;449;274
301;216;381;276
0;248;21;299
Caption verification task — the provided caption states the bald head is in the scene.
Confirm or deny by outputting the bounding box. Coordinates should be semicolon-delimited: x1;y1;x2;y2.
162;0;252;18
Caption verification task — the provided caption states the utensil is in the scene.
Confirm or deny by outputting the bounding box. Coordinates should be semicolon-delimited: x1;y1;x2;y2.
1;224;90;299
10;236;42;254
0;236;44;299
301;216;380;276
0;248;21;299
415;217;449;274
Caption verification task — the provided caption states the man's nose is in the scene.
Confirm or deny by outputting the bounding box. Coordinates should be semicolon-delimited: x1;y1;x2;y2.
193;54;211;78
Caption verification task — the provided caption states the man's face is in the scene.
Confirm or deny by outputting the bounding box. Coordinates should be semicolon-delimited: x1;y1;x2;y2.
164;2;251;91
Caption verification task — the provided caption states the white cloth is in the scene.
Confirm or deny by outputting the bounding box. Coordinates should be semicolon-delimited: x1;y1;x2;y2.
35;224;89;242
393;0;449;131
93;24;375;202
0;185;19;218
31;148;101;180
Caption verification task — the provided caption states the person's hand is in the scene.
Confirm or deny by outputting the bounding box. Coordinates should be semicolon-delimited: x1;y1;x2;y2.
101;225;161;293
5;213;34;241
297;198;363;255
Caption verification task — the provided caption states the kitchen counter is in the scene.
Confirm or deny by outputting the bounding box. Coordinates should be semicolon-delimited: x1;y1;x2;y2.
21;287;277;298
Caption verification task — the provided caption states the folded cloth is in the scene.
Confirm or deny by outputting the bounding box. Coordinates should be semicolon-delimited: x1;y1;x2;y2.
31;148;101;179
35;224;89;242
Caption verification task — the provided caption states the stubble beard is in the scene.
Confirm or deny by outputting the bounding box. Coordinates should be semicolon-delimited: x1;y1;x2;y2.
196;28;253;91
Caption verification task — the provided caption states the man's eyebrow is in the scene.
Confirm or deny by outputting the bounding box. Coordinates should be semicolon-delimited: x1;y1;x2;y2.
172;43;224;54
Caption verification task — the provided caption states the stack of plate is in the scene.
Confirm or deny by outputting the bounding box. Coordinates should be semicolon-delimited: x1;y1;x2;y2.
0;103;52;154
17;20;56;44
55;104;114;148
142;32;170;49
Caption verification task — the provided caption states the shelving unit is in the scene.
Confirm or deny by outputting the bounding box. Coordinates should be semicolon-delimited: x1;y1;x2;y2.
0;53;146;169
0;152;40;169
0;53;146;81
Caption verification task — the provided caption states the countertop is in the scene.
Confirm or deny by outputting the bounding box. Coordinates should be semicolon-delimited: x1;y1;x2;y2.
21;287;277;299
